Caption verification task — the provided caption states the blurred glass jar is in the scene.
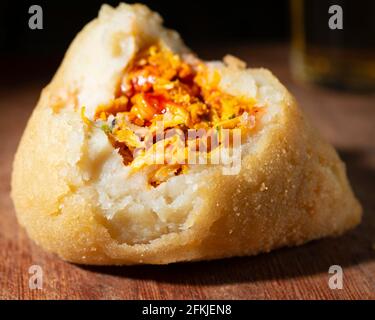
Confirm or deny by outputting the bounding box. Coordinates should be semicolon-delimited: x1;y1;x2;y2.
290;0;375;92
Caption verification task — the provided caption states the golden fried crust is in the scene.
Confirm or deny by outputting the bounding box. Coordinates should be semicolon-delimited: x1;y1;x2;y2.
11;4;361;265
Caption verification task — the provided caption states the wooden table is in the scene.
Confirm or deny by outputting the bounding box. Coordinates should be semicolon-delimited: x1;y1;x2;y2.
1;44;375;300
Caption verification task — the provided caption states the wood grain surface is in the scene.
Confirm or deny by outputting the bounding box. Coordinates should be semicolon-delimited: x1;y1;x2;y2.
1;44;375;300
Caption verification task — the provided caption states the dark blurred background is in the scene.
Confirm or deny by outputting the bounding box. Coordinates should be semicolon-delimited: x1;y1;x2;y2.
0;0;290;54
0;0;290;85
0;0;374;89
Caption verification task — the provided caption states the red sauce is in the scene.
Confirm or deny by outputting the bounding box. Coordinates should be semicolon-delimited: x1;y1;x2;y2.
144;93;168;115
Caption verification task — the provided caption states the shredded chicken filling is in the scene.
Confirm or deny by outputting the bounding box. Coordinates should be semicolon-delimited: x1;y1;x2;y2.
89;44;263;186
